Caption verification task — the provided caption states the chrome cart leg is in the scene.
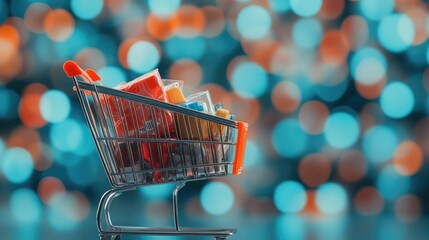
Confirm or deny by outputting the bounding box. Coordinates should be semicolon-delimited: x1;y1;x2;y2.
97;188;135;234
173;181;186;231
99;234;121;240
96;184;236;239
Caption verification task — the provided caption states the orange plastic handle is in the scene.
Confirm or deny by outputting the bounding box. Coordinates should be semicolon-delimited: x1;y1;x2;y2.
232;121;248;175
63;60;101;82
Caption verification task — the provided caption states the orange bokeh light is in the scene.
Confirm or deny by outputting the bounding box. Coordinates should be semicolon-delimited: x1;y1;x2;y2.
201;6;225;38
75;47;106;71
340;16;368;51
0;50;23;82
0;24;20;65
395;0;424;12
355;76;386;99
404;7;429;45
7;126;42;166
318;0;345;20
392;141;423;176
298;101;329;134
19;83;48;128
227;93;260;124
299;153;331;187
319;30;350;65
395;194;421;223
271;81;301;114
146;13;173;41
358;103;380;133
118;38;139;69
6;17;30;48
105;0;129;14
37;176;66;205
43;9;74;42
354;186;384;216
170;5;206;38
24;2;51;33
169;59;202;95
243;39;282;73
71;191;91;220
338;150;367;182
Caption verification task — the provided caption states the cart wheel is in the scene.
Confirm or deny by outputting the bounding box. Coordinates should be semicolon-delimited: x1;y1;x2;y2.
214;237;228;240
100;235;121;240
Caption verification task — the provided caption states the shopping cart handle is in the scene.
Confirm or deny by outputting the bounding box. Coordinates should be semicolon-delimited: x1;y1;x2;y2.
232;121;248;175
63;60;101;83
86;69;101;81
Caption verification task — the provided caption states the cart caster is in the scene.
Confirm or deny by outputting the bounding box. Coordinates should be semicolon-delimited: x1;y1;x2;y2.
214;237;229;240
100;235;121;240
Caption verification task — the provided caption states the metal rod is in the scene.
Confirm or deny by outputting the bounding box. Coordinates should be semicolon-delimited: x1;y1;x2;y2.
173;181;186;231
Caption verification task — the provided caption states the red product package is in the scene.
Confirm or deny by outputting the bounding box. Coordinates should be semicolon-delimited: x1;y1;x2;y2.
105;69;175;138
142;141;177;182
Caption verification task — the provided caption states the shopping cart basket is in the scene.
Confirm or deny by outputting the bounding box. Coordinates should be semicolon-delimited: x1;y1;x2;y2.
63;61;248;240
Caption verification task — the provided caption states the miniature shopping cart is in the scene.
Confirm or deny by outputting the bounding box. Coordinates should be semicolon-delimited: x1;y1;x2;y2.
63;61;248;240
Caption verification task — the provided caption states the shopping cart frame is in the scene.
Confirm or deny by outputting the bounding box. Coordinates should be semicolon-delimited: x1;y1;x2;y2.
63;61;248;240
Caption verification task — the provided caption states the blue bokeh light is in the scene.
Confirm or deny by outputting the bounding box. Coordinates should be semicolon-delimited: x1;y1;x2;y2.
378;14;415;53
98;66;127;88
165;36;206;60
140;183;175;200
350;47;387;79
362;125;398;164
272;119;307;158
359;0;394;21
200;182;234;215
380;82;414;119
237;5;271;40
71;0;103;20
276;215;305;240
292;18;323;49
231;62;268;99
316;183;348;215
48;193;79;231
40;90;71;123
244;140;263;167
324;112;360;149
0;87;19;120
377;166;411;201
274;181;306;214
127;41;160;73
290;0;322;17
315;79;349;102
1;148;33;184
148;0;181;17
50;119;83;153
269;0;290;13
10;188;42;224
353;57;386;85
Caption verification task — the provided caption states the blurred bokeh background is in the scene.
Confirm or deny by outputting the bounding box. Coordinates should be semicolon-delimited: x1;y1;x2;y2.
1;0;429;239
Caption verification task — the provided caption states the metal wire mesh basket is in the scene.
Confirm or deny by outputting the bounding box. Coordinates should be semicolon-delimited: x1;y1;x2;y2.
63;61;248;240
